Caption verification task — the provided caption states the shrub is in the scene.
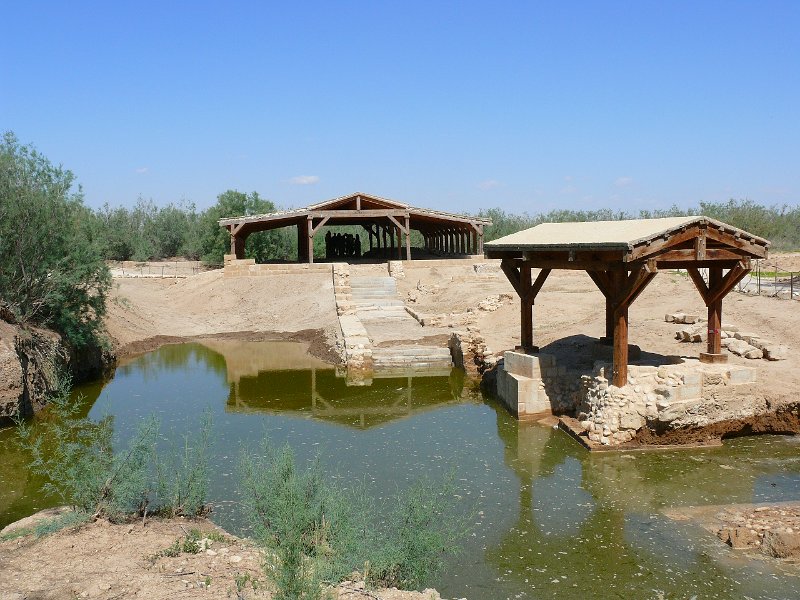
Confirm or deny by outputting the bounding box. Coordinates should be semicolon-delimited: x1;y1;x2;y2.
239;441;469;600
16;368;211;522
0;132;111;348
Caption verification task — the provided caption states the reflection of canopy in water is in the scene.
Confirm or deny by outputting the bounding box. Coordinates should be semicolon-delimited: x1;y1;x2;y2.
198;339;330;383
227;368;466;428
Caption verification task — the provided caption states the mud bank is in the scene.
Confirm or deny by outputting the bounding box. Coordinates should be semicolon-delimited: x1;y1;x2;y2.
0;319;113;420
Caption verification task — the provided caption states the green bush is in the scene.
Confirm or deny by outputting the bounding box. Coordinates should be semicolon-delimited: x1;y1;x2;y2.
0;132;111;348
16;369;211;522
239;441;469;600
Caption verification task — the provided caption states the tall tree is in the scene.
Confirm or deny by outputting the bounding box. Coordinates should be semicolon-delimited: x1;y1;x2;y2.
0;132;111;347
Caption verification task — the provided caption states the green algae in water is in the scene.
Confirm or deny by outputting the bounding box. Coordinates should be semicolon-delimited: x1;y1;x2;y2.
1;341;799;600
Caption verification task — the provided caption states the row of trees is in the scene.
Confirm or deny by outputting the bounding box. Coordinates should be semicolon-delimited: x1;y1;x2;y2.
477;200;800;249
91;196;800;267
87;190;293;265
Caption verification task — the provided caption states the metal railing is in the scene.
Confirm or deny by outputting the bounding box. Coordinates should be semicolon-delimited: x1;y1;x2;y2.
735;260;799;300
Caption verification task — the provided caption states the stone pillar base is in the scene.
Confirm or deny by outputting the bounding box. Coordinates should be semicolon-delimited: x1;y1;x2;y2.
699;352;728;364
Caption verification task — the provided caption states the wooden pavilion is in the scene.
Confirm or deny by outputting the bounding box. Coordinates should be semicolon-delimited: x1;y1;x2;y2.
485;216;770;387
219;192;492;263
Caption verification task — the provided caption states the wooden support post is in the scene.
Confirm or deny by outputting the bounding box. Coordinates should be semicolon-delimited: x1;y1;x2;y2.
296;223;305;262
471;229;477;254
520;264;533;351
612;302;629;387
232;235;245;259
396;226;402;259
707;267;723;355
306;217;315;264
605;297;614;343
404;216;411;261
478;224;484;255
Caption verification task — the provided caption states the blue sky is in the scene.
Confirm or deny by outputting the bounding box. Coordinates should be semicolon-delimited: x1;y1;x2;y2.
2;1;798;214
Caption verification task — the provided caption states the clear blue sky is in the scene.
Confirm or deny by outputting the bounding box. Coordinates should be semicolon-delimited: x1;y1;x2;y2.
2;1;798;214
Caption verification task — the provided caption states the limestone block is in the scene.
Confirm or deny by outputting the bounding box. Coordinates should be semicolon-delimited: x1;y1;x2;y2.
681;372;702;386
619;411;645;431
727;366;757;385
744;348;764;360
675;384;702;401
657;399;703;423
503;351;556;379
764;345;788;361
727;339;753;356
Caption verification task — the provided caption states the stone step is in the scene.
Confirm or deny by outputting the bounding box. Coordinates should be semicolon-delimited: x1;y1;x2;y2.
373;346;451;356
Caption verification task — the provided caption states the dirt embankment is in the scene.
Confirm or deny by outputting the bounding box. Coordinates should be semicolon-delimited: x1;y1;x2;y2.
105;269;340;362
0;512;442;600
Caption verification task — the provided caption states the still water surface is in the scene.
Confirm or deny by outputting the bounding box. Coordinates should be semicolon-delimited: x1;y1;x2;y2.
1;341;799;600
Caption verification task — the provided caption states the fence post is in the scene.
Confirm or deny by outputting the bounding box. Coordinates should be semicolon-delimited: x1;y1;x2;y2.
757;261;761;295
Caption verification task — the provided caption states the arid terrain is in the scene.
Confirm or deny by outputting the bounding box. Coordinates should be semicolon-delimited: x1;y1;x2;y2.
0;511;442;600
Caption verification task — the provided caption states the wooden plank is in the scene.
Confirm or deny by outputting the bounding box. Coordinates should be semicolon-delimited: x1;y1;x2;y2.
627;225;702;261
405;215;411;261
521;258;628;271
704;226;768;258
654;259;742;270
695;229;707;260
653;248;745;262
586;270;613;297
310;209;409;218
307;217;314;264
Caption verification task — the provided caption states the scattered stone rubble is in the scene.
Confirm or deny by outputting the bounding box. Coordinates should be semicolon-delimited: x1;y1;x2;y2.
667;312;788;361
476;293;514;312
714;504;800;559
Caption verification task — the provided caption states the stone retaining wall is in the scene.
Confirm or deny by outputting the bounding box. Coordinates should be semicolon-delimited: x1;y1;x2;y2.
223;257;333;277
495;350;759;446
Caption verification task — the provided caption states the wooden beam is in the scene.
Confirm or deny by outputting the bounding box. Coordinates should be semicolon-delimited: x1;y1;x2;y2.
231;222;246;236
520;264;533;350
654;248;746;262
706;261;751;307
586;270;614;298
500;259;523;297
308;209;409;218
310;216;330;236
686;267;710;303
306;217;314;264
707;267;723;355
356;195;361;210
405;215;411;261
704;227;768;258
627;225;702;261
529;268;551;302
387;214;407;233
616;265;656;309
694;228;707;260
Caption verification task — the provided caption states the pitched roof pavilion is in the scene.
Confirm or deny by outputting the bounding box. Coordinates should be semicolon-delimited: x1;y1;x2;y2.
485;216;770;387
220;192;492;262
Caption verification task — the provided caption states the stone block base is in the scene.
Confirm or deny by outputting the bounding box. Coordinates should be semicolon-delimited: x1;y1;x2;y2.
700;352;728;364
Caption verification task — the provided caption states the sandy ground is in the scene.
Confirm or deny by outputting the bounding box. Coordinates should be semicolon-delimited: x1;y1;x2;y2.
396;258;800;403
0;511;442;600
106;270;340;360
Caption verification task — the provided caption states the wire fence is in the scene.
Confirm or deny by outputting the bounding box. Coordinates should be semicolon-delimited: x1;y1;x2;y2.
690;260;799;301
110;261;207;278
735;260;799;300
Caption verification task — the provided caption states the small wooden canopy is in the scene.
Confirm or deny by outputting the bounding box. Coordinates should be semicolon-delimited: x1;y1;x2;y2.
219;192;492;262
485;216;770;386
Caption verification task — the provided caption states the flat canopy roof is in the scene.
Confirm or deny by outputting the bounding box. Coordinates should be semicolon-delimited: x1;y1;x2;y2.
486;216;769;264
219;191;492;233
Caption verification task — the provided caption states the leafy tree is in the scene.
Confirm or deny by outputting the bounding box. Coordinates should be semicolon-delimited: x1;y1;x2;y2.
0;132;111;348
198;189;293;265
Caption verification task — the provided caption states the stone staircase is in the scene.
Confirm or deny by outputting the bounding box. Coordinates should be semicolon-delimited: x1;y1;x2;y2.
333;267;453;378
350;276;411;322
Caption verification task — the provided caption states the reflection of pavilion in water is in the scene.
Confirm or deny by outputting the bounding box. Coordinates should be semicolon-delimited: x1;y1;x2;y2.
228;369;466;428
202;340;467;428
